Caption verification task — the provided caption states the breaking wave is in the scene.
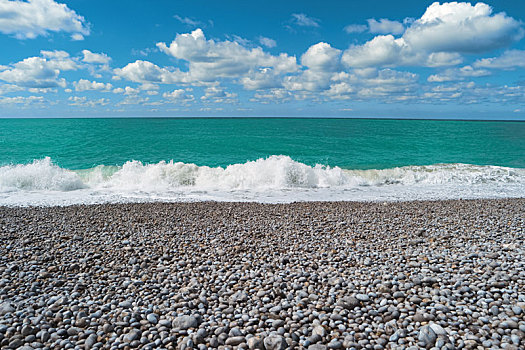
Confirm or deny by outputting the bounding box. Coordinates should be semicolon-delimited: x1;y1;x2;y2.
0;156;524;205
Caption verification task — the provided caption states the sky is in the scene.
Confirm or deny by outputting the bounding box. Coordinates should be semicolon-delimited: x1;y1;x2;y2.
1;0;525;119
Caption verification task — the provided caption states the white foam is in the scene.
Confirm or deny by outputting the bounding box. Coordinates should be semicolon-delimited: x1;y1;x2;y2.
0;156;523;206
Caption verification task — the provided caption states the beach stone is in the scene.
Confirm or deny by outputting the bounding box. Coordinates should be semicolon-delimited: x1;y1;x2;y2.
337;296;359;310
225;336;246;346
356;293;370;302
230;291;248;303
263;334;286;350
173;315;199;329
84;334;98;349
146;313;158;324
309;345;327;350
418;325;437;348
313;325;326;337
247;336;264;349
0;302;15;316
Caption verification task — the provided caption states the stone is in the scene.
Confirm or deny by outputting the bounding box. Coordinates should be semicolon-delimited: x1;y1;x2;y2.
84;334;98;349
173;315;199;330
225;336;246;346
418;325;437;348
263;334;287;350
337;296;359;310
356;293;370;302
247;336;265;349
0;302;15;316
146;313;158;324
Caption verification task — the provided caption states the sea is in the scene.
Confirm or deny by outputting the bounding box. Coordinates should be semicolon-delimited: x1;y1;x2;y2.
0;118;524;206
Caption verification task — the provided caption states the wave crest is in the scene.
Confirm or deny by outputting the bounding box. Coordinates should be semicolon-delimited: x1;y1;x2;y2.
0;156;523;203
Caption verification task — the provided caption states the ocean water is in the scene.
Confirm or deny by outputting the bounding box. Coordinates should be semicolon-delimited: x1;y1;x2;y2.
0;118;524;205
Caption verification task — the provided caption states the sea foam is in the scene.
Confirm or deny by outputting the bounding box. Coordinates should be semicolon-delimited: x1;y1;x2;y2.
0;156;523;206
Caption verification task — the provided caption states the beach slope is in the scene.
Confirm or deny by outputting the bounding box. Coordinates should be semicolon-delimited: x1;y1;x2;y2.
0;199;524;349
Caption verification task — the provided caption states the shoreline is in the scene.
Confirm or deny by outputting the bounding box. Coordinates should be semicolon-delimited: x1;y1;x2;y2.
2;196;525;209
1;198;524;349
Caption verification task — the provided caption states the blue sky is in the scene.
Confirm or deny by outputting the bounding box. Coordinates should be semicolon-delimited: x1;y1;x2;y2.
1;0;525;119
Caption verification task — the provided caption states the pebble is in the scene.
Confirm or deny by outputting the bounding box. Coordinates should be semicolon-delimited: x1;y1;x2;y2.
0;199;523;350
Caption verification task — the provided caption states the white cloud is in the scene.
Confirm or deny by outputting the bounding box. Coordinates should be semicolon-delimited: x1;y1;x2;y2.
427;65;490;82
404;2;523;53
301;42;341;72
0;0;89;40
163;89;195;103
367;19;405;35
113;60;189;84
0;83;23;95
0;95;44;105
342;2;523;68
252;89;292;103
0;51;77;88
344;24;367;34
201;86;237;103
342;35;406;68
283;42;342;92
156;28;298;81
259;36;276;48
240;68;284;90
68;96;109;107
73;79;112;91
474;50;525;70
82;50;111;65
324;69;419;101
174;15;202;27
290;13;320;28
123;86;139;95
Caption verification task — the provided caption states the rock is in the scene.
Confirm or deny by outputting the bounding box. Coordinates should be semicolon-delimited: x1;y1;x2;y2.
312;325;326;337
146;313;158;324
84;334;98;349
309;345;327;350
118;301;132;309
418;325;437;348
225;336;246;346
173;315;199;330
337;296;359;310
355;293;370;302
124;330;140;343
229;291;248;303
247;336;265;349
0;302;15;315
263;334;287;350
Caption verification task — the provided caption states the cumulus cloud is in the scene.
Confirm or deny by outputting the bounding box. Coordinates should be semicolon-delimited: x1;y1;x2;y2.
283;42;342;92
82;50;111;65
156;28;298;81
68;96;109;107
163;89;195;103
0;0;89;40
290;13;320;28
113;60;189;84
73;79;112;91
367;19;405;35
0;50;77;88
0;95;44;105
427;65;490;82
324;69;419;101
201;86;237;103
404;2;523;53
342;2;524;68
474;50;525;69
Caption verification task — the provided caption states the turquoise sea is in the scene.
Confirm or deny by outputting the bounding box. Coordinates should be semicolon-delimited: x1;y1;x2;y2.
1;118;524;205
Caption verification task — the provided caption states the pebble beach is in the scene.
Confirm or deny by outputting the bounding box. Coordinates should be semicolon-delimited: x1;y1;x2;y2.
0;199;524;350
